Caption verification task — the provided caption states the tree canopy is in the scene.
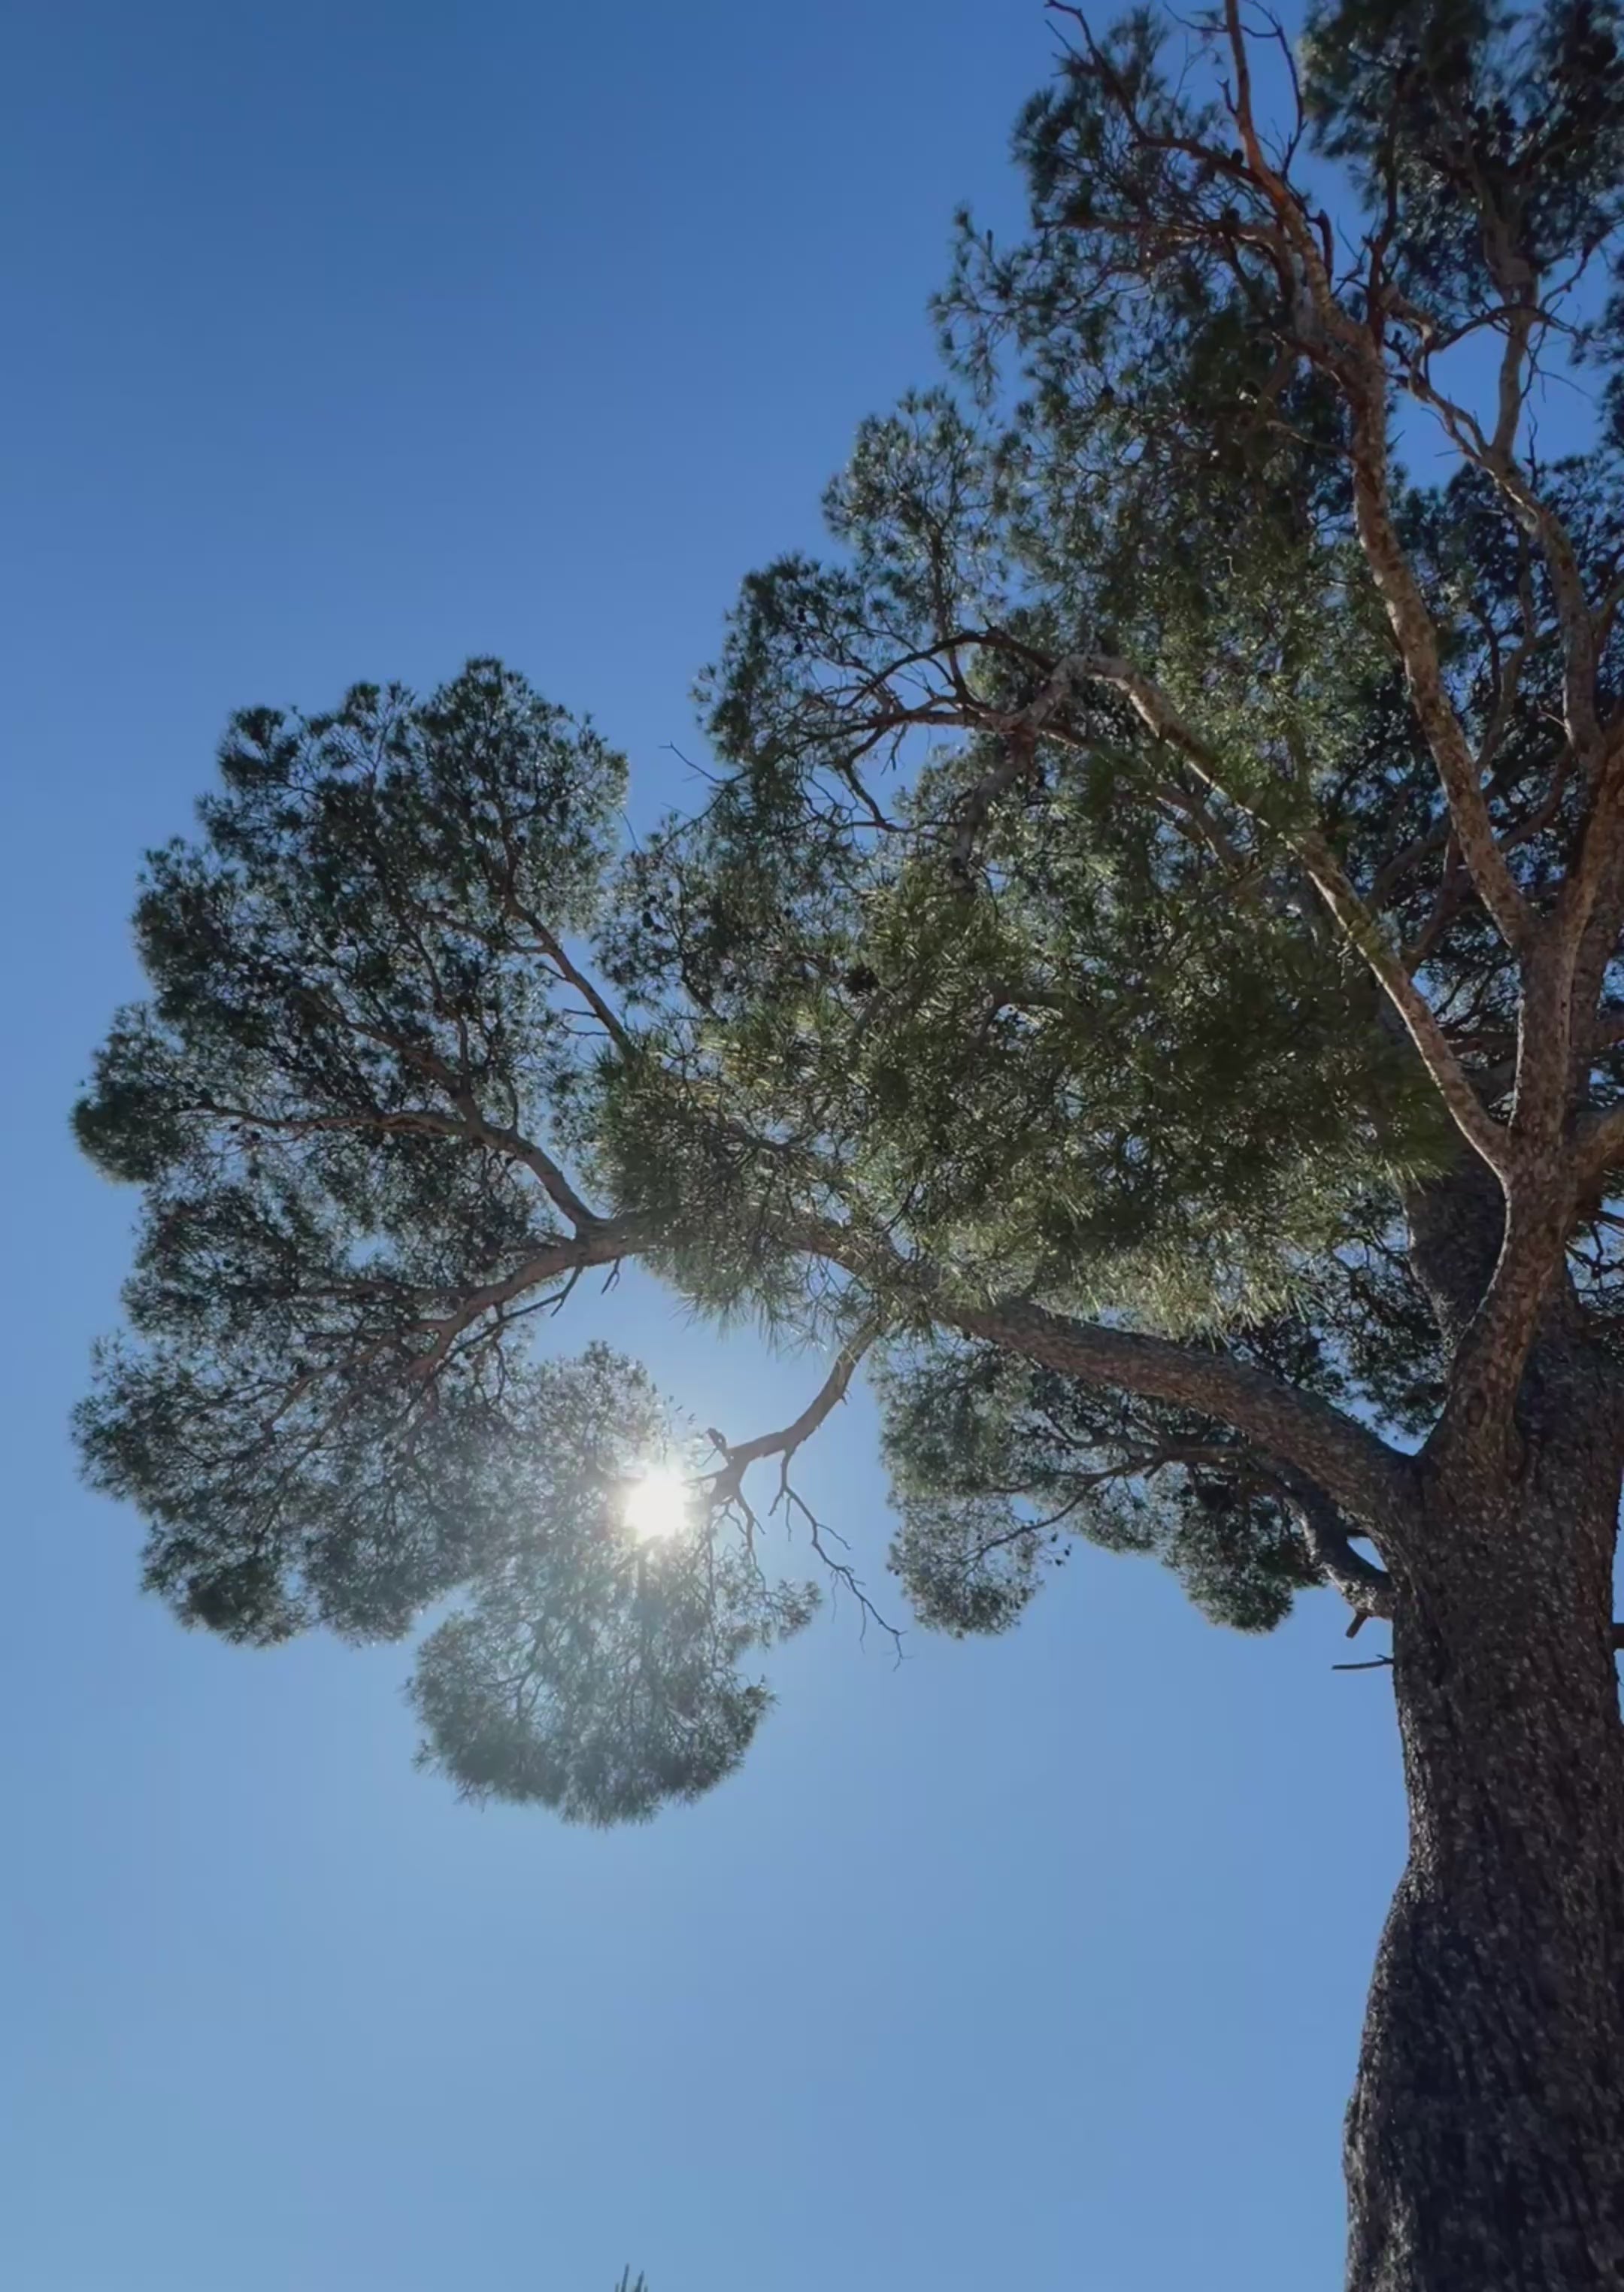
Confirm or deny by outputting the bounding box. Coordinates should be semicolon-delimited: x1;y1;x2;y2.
77;0;1624;1823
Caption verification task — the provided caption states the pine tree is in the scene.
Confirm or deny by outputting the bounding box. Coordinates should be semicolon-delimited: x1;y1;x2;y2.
74;2;1624;2282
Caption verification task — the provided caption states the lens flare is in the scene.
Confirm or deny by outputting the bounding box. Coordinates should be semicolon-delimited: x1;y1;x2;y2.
623;1466;690;1543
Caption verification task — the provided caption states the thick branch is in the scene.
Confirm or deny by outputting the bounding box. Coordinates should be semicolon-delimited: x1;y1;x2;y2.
938;1294;1416;1539
402;1219;644;1380
778;1216;1416;1536
1274;1467;1396;1618
1572;1103;1624;1193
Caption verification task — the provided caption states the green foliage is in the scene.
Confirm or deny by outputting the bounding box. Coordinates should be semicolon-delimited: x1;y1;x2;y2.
881;1335;1337;1638
1305;0;1624;302
74;2;1624;1811
407;1348;817;1827
76;657;623;1188
71;666;817;1823
76;662;626;1637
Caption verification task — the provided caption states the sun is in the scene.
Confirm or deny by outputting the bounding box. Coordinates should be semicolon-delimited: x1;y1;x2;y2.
623;1466;691;1544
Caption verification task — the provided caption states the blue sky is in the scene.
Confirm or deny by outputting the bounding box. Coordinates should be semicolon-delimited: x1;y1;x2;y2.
1;5;1405;2286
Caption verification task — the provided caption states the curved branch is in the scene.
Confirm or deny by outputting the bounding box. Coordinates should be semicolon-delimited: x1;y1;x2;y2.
402;1218;647;1380
935;1293;1417;1541
704;1331;871;1510
771;1215;1417;1538
702;1332;900;1650
1274;1466;1395;1620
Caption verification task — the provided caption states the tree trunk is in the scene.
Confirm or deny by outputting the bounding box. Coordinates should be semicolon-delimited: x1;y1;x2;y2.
1344;1382;1624;2290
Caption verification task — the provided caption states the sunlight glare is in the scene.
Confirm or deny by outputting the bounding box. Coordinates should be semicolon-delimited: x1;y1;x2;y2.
623;1466;690;1544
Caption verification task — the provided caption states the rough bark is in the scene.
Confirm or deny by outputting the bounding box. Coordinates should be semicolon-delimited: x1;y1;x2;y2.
1344;1336;1624;2292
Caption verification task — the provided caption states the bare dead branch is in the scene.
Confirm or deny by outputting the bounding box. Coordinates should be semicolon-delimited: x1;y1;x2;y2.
703;1332;872;1510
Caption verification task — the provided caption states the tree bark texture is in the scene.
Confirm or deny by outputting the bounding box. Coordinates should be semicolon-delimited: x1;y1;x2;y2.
1344;1338;1624;2290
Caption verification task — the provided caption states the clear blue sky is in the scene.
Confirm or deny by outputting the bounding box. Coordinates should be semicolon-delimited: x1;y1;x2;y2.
1;5;1405;2286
